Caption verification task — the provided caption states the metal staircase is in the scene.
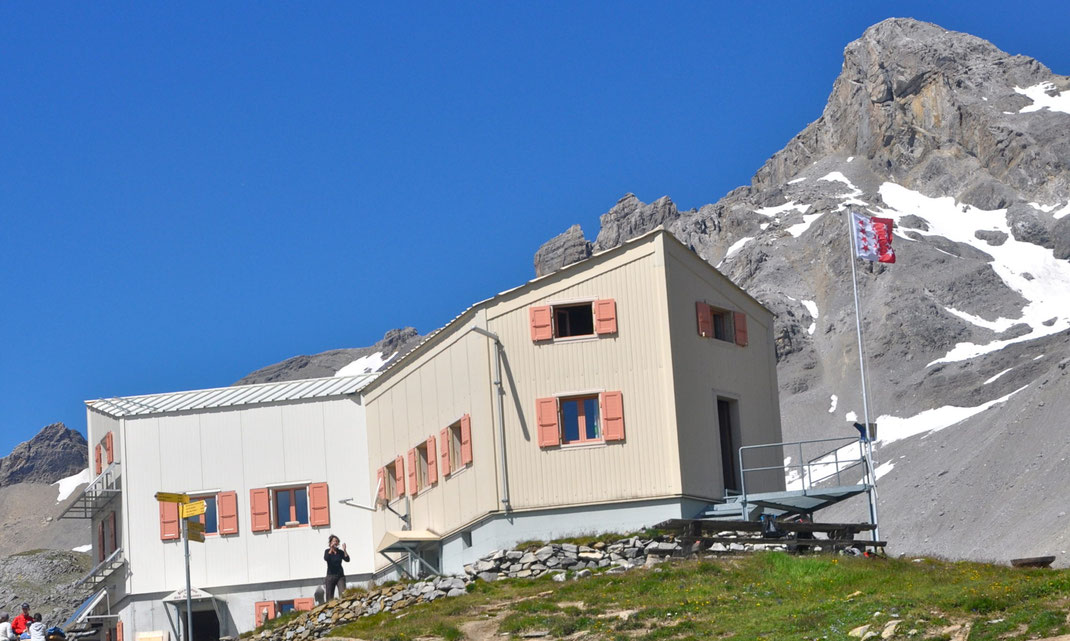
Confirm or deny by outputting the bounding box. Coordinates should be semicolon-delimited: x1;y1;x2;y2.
698;436;874;522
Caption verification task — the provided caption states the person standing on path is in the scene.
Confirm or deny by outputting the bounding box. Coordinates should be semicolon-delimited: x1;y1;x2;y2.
323;534;350;601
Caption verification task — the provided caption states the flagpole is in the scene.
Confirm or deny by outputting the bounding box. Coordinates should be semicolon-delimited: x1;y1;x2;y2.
846;211;880;543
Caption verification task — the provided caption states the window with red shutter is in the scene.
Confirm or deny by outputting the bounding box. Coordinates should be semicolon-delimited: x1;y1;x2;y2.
116;621;123;641
601;391;625;442
308;483;330;527
407;449;418;495
249;488;271;532
394;455;405;497
529;305;553;341
254;601;276;628
459;414;473;466
294;598;315;611
104;432;115;464
218;491;239;535
536;397;561;447
94;444;103;476
377;467;387;500
159;500;180;541
439;428;451;477
594;299;617;334
697;302;713;337
733;311;748;346
426;436;438;485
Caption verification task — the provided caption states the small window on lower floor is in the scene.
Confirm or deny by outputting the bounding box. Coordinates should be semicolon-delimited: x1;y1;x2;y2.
561;395;601;444
276;600;296;615
274;487;309;528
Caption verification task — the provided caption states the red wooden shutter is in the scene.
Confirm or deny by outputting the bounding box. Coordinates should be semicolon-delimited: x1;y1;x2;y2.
733;311;748;346
601;391;625;442
426;436;438;485
407;448;418;495
218;491;239;535
536;397;561;447
107;511;117;553
529;305;553;341
377;467;387;500
309;482;330;526
394;455;405;496
159;500;179;541
254;601;276;627
98;521;106;561
594;299;618;334
94;444;103;476
249;488;271;532
105;630;111;641
104;432;115;464
294;598;315;611
439;428;451;476
697;302;713;337
460;414;473;465
116;621;123;641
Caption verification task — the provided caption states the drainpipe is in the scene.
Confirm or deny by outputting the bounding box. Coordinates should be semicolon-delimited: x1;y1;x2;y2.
470;325;510;510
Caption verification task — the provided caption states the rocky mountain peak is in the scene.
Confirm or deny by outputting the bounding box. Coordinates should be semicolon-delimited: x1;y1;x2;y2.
0;422;87;487
529;19;1070;565
534;225;592;277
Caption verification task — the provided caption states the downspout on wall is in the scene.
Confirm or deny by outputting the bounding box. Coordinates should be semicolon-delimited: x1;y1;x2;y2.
470;325;510;511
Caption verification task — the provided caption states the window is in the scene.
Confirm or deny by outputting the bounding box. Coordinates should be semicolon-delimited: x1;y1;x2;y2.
561;396;601;444
191;495;218;535
449;422;463;469
274;487;309;528
382;460;399;500
530;299;616;341
711;306;733;341
276;600;296;615
415;442;430;492
554;303;594;337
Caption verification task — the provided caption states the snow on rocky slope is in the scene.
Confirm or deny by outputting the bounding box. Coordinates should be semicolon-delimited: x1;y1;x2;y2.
534;18;1070;566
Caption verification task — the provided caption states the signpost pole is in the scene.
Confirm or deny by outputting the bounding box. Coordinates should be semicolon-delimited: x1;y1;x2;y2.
184;516;193;641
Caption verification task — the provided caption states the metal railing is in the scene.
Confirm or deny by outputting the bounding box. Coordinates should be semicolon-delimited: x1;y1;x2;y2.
76;546;125;589
60;461;122;519
737;436;869;512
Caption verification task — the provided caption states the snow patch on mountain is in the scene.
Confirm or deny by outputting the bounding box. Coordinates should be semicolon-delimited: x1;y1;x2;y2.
875;385;1027;445
1014;82;1070;115
802;300;819;335
819;172;868;212
983;368;1013;385
335;351;394;377
877;183;1070;365
755;201;811;217
829;395;838;413
875;460;895;479
786;213;825;238
721;237;753;264
53;467;90;503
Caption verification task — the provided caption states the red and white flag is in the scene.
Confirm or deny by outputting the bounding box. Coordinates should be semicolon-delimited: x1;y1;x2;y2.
852;212;896;264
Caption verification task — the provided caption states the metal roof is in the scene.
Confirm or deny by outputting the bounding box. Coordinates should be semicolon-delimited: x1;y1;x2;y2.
86;373;377;418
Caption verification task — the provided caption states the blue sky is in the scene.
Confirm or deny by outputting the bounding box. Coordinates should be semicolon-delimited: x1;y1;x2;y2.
2;2;1068;455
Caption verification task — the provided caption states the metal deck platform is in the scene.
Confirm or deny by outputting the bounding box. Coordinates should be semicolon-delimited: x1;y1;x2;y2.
60;462;121;520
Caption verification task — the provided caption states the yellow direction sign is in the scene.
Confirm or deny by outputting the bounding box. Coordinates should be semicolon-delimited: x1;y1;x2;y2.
186;520;205;535
155;492;190;504
180;500;207;519
187;529;205;543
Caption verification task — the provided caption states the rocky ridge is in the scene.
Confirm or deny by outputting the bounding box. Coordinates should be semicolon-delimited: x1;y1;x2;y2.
0;423;87;487
0;549;92;629
235;328;425;385
533;18;1070;565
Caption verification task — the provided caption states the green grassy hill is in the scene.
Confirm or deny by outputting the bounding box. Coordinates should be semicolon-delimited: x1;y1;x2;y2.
327;553;1069;641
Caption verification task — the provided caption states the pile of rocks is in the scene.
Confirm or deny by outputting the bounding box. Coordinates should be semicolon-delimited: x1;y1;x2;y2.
252;532;785;641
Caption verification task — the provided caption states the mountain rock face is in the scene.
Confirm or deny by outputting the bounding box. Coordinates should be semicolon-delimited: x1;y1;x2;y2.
534;18;1070;565
235;327;425;385
0;423;87;487
534;224;592;277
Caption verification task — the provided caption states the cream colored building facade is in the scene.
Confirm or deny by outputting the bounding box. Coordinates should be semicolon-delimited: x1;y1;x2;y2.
68;228;783;641
363;229;783;574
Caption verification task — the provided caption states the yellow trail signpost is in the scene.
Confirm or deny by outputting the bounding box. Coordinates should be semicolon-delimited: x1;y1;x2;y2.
180;500;207;519
155;492;190;504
